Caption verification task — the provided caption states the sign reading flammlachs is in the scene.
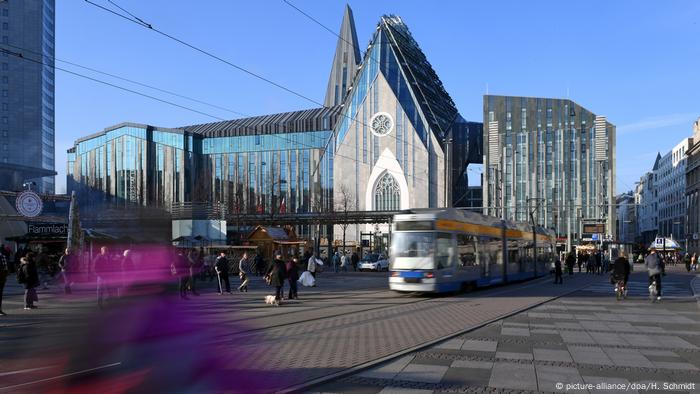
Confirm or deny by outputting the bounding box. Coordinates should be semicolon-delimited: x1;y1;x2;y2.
27;223;68;236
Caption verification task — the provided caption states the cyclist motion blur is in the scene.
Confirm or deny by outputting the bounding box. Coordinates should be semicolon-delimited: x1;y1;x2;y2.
612;252;631;300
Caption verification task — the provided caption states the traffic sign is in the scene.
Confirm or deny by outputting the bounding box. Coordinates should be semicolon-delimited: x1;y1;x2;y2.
591;234;600;241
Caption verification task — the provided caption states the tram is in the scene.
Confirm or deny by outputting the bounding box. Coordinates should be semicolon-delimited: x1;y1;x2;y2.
388;208;556;293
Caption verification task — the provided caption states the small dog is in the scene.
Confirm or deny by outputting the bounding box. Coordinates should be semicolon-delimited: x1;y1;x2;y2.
649;281;658;301
265;295;280;306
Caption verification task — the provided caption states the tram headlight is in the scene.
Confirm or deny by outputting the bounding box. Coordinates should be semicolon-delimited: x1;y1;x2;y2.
391;271;399;277
424;272;435;279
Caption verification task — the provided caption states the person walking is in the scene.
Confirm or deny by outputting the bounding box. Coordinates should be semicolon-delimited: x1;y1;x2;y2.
186;249;200;296
17;256;39;309
565;252;575;276
553;256;563;284
266;253;287;305
215;251;231;294
595;251;602;274
0;252;8;315
351;251;359;272
238;252;250;292
307;249;320;279
692;253;698;271
684;252;692;272
286;257;299;300
171;249;190;299
57;248;75;294
93;246;113;309
253;252;265;277
340;252;348;272
332;251;340;273
576;251;583;272
645;249;663;300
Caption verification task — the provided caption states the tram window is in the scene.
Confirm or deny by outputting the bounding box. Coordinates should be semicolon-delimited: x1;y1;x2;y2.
392;232;434;258
457;234;477;267
436;232;454;269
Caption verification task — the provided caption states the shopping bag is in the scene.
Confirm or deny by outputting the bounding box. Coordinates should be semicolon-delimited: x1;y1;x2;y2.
298;271;315;287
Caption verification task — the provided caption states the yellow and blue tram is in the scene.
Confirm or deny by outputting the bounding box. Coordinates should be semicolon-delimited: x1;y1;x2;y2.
389;208;556;293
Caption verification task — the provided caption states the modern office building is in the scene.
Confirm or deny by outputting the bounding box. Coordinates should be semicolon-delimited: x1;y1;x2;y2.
0;0;56;193
615;192;636;244
483;95;616;244
685;117;700;254
655;138;690;246
635;168;658;245
67;7;483;240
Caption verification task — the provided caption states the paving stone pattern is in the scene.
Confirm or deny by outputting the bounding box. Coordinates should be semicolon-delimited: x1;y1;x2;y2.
313;269;700;394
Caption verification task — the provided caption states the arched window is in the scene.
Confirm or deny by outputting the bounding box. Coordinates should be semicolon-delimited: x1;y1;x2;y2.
374;172;400;211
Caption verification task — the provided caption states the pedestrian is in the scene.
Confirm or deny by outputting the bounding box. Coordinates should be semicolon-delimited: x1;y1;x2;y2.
286;257;299;300
645;249;663;300
595;251;602;274
254;252;265;276
171;249;190;299
266;252;287;305
57;248;75;294
684;252;692;272
351;251;359;272
565;252;575;275
238;252;249;292
215;251;231;294
332;251;340;273
93;246;113;309
340;252;348;272
0;251;8;315
553;255;563;284
186;249;200;296
692;253;698;271
307;249;322;283
17;256;39;309
575;251;581;272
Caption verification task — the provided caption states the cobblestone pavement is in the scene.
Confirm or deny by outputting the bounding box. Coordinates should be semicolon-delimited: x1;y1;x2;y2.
312;267;700;394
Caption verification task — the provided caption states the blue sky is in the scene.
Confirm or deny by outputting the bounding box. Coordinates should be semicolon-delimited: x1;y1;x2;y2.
54;0;700;193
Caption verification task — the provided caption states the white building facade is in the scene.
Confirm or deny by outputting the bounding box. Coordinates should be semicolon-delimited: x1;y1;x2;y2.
655;138;691;245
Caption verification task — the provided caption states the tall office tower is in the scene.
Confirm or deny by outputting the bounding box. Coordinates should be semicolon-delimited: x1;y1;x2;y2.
483;95;616;243
0;0;55;193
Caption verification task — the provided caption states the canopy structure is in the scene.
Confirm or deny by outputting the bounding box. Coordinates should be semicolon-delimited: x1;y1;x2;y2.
649;237;681;251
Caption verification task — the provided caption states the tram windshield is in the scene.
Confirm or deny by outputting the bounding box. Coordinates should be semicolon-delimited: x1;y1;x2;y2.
391;232;434;258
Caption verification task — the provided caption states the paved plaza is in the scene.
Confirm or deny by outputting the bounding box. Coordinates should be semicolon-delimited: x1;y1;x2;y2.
312;268;700;394
1;267;697;393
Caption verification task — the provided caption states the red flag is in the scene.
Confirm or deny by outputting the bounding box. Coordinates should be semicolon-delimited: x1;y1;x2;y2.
279;197;286;214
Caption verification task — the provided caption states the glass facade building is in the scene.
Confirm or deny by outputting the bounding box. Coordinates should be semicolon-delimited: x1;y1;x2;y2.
68;108;340;222
483;95;616;241
68;7;485;242
0;0;56;193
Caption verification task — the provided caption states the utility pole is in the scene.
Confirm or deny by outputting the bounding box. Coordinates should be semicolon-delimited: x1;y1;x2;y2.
501;146;506;220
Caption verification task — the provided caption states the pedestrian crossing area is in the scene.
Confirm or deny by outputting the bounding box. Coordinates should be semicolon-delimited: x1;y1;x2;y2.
581;280;691;298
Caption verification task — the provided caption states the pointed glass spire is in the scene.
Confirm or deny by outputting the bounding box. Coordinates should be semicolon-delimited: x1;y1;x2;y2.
324;5;361;108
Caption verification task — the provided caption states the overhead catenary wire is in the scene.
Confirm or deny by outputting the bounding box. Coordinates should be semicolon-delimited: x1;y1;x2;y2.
3;43;247;118
0;48;227;121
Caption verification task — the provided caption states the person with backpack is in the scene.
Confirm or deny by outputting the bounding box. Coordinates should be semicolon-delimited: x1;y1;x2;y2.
645;249;663;301
17;256;39;310
0;252;8;315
